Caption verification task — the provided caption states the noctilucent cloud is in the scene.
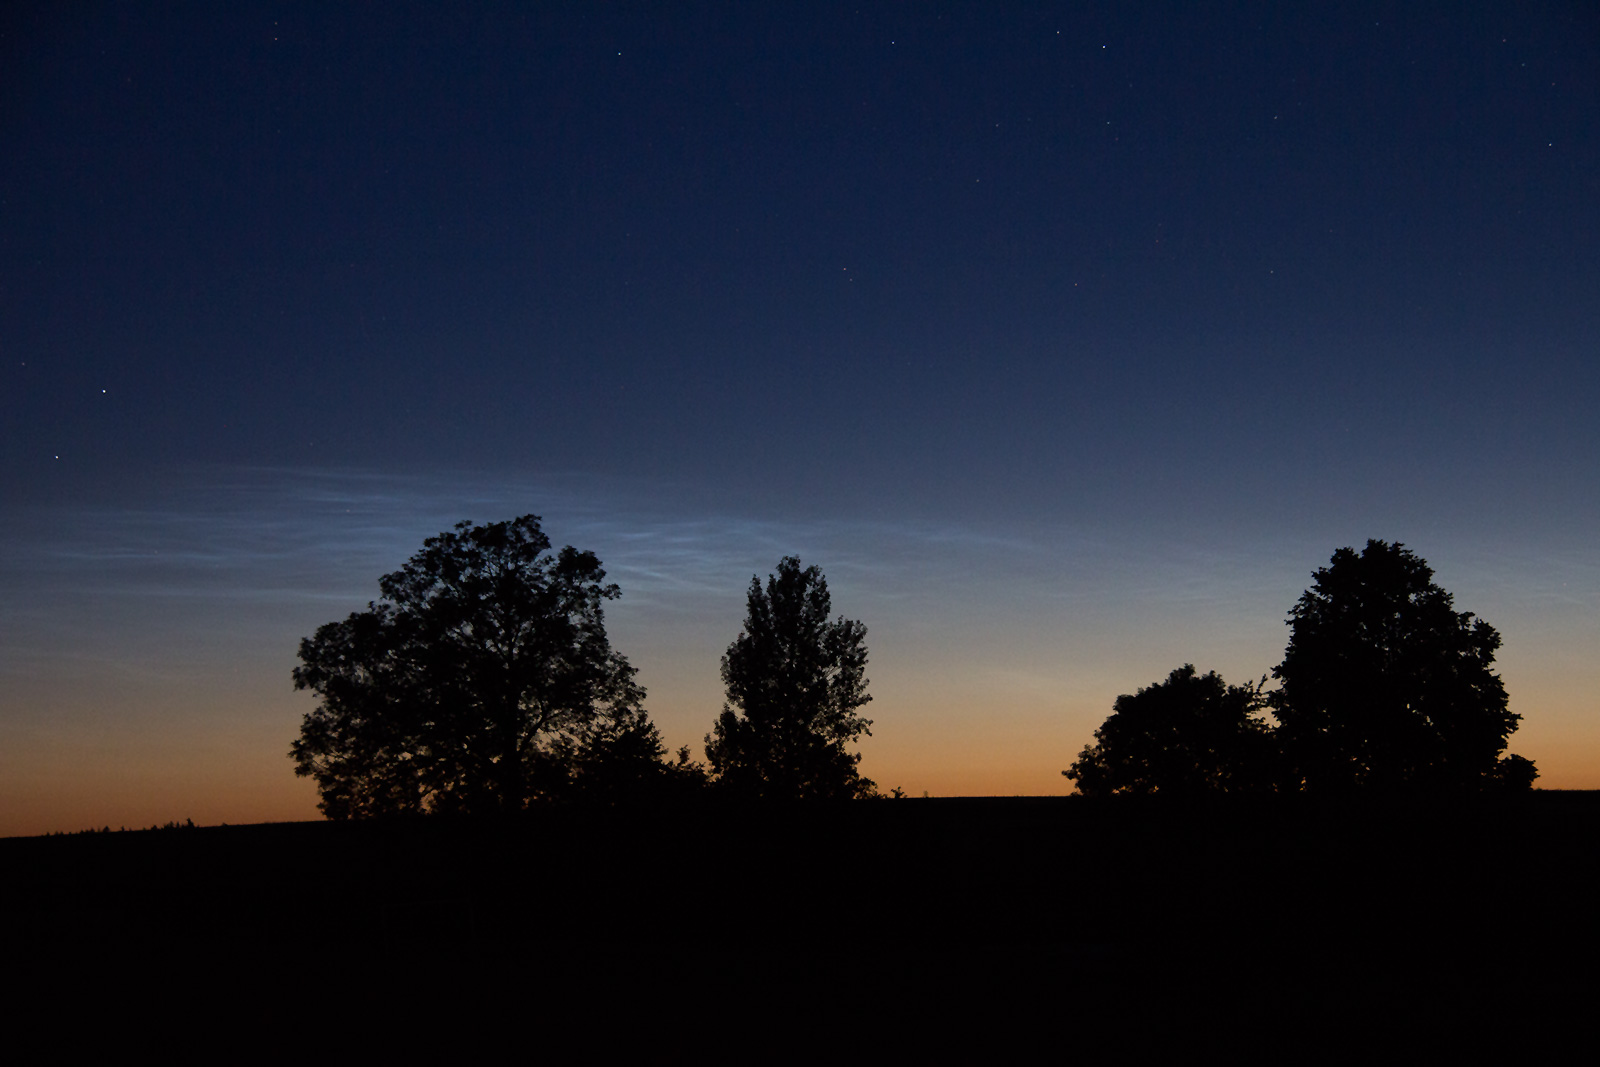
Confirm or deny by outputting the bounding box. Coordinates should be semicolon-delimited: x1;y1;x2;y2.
2;2;1596;834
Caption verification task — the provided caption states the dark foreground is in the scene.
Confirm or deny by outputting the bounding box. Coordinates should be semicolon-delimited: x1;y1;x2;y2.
7;793;1598;1061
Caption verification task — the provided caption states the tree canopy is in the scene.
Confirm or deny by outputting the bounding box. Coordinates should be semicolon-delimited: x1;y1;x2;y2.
290;515;676;817
705;556;875;799
1063;541;1537;797
1272;539;1533;792
1064;665;1275;797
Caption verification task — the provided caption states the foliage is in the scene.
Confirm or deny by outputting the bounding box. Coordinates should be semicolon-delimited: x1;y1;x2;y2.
1271;539;1532;792
1063;665;1276;796
1488;752;1540;792
542;713;710;804
290;515;677;817
705;556;875;799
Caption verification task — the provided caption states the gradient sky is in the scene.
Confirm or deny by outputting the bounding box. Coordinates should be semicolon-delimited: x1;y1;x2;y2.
2;2;1596;836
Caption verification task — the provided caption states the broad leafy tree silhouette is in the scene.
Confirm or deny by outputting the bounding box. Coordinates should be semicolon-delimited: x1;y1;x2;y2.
705;556;875;798
291;515;675;817
1272;539;1535;792
1064;665;1275;796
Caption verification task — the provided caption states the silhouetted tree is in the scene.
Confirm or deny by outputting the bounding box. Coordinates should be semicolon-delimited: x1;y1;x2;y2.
705;556;875;799
290;515;674;817
1064;665;1275;796
543;710;710;804
1271;539;1533;792
1488;752;1540;792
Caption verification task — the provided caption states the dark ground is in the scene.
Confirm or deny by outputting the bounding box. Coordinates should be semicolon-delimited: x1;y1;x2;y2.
6;793;1596;1061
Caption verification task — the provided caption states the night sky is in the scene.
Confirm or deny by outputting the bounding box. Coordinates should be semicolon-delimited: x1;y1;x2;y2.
3;2;1596;835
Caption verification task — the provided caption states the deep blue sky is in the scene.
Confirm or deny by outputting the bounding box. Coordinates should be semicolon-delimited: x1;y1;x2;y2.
2;2;1597;832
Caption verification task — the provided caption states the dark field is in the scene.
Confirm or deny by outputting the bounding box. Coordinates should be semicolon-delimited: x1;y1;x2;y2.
7;794;1597;1060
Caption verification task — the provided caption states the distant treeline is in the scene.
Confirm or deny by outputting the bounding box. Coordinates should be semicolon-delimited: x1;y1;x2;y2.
286;518;1534;818
53;819;198;836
